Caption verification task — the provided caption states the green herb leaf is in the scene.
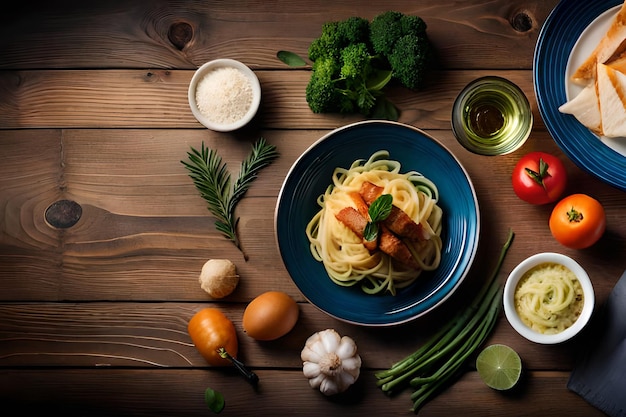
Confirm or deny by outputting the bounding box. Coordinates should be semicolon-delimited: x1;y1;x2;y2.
204;387;225;413
368;194;393;222
232;138;280;208
363;222;379;242
181;137;279;259
363;194;393;241
277;50;307;67
370;97;400;121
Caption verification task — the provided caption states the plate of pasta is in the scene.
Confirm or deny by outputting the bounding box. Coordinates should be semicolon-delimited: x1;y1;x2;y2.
275;121;480;326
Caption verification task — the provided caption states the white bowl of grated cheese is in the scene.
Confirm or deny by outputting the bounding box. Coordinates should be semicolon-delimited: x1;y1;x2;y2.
188;59;261;132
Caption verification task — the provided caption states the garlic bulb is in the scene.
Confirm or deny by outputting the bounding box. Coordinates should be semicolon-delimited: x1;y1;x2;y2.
301;329;362;395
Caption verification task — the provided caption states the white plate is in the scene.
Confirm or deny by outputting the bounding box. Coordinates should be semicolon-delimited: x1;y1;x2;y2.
534;0;626;191
565;5;626;156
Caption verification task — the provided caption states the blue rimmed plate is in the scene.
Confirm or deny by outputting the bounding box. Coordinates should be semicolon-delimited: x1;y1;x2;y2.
535;0;626;191
274;121;480;326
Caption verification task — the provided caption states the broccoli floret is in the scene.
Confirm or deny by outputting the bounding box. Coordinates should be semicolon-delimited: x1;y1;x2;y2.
387;34;432;90
304;12;431;118
370;11;428;56
400;14;427;37
308;17;373;63
308;21;343;62
337;16;371;46
369;11;405;56
340;43;371;80
306;45;380;115
338;43;381;114
305;57;342;113
370;11;432;90
306;18;389;116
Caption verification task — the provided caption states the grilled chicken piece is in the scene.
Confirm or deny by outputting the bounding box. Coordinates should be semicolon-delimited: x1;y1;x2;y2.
359;181;384;206
348;192;370;217
359;181;430;241
335;207;420;269
336;183;429;268
335;207;378;252
378;226;420;269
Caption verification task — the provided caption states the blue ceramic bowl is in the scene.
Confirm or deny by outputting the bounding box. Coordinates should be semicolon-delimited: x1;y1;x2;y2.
274;121;480;326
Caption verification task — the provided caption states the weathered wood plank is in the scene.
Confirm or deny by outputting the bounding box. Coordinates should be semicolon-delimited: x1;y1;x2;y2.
0;0;558;71
0;368;604;417
0;69;542;130
0;301;600;371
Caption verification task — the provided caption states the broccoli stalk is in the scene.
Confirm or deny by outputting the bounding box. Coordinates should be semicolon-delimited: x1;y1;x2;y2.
337;43;392;114
305;50;392;115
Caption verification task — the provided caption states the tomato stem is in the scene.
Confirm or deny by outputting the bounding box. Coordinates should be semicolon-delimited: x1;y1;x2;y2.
217;347;259;386
524;158;551;189
566;207;583;223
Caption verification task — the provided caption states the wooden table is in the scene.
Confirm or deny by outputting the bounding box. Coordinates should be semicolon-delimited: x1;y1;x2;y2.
1;1;625;415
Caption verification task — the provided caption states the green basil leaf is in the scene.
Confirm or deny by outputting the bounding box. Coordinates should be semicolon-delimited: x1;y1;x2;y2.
368;194;393;223
205;387;225;414
363;222;379;242
370;97;400;121
276;50;307;67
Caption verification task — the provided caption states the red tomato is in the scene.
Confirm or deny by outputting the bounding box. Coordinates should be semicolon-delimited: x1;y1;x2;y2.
549;194;606;249
188;308;238;366
512;151;567;205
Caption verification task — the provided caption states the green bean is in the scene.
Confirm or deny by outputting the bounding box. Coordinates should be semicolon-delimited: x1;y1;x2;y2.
375;229;514;413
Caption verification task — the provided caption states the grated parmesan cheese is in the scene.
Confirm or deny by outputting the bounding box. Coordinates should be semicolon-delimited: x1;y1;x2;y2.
195;67;253;125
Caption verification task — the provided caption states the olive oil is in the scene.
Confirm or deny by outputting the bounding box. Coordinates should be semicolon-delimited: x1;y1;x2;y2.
452;77;533;155
468;103;505;137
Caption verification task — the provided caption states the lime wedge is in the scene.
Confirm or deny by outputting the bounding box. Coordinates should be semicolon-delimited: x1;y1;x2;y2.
476;344;522;390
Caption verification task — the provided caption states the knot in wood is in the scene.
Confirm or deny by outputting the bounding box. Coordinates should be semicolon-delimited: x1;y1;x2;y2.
168;22;193;50
45;200;82;229
511;12;533;33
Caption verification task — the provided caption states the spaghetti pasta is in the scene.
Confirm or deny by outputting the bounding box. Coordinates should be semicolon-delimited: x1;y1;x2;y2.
305;150;443;295
514;262;584;334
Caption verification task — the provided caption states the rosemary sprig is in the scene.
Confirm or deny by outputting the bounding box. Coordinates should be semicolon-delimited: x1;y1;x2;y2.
181;137;279;259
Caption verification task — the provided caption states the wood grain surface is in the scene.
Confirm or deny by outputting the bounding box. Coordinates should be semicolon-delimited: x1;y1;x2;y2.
1;1;624;416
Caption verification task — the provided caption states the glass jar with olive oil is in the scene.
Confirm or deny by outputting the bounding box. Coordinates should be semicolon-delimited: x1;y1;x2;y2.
452;76;533;156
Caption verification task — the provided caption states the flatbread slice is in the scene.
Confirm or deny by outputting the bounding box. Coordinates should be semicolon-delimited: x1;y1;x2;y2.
558;82;602;135
571;2;626;85
608;52;626;73
597;62;626;137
